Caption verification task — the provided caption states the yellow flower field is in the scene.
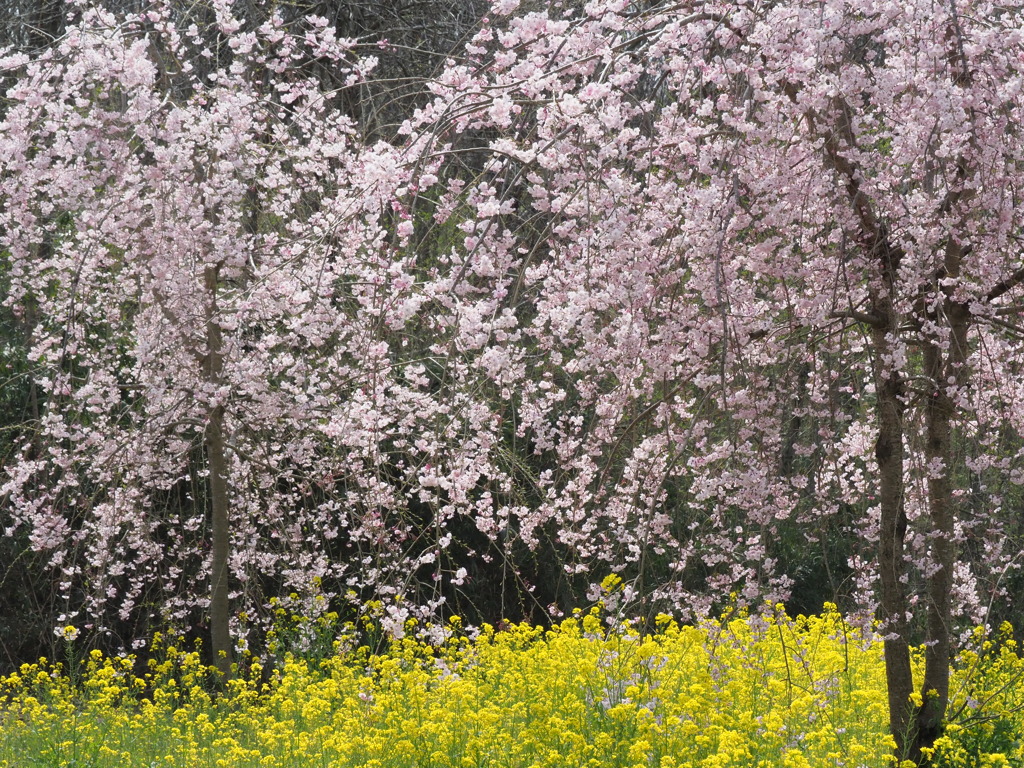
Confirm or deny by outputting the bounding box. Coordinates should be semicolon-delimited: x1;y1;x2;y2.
0;605;1020;768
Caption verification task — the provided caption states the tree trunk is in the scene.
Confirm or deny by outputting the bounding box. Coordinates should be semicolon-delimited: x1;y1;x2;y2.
206;404;233;677
204;265;233;677
910;254;970;762
872;321;915;758
867;234;918;760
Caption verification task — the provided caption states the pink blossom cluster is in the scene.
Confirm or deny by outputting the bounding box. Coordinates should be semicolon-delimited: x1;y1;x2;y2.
1;0;1023;653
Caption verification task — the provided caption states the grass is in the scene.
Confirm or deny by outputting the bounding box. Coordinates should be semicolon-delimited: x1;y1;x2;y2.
0;601;1021;768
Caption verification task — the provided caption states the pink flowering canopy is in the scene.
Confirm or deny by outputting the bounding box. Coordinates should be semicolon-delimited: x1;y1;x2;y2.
402;0;1024;624
0;1;435;637
2;0;1024;699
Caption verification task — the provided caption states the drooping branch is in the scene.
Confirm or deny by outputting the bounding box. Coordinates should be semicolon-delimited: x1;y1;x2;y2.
986;265;1024;304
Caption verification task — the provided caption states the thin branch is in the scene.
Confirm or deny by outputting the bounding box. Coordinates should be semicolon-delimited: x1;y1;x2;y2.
830;309;885;328
986;266;1024;303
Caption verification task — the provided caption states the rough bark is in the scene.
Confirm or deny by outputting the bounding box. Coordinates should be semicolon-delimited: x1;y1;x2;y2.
859;226;917;759
911;245;970;762
203;265;233;677
871;318;914;758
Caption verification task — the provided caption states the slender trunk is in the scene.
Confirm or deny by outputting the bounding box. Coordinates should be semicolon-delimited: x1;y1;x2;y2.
23;301;41;459
910;261;970;762
868;235;917;759
24;242;50;461
779;361;810;478
206;403;233;677
872;323;914;756
204;265;233;677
